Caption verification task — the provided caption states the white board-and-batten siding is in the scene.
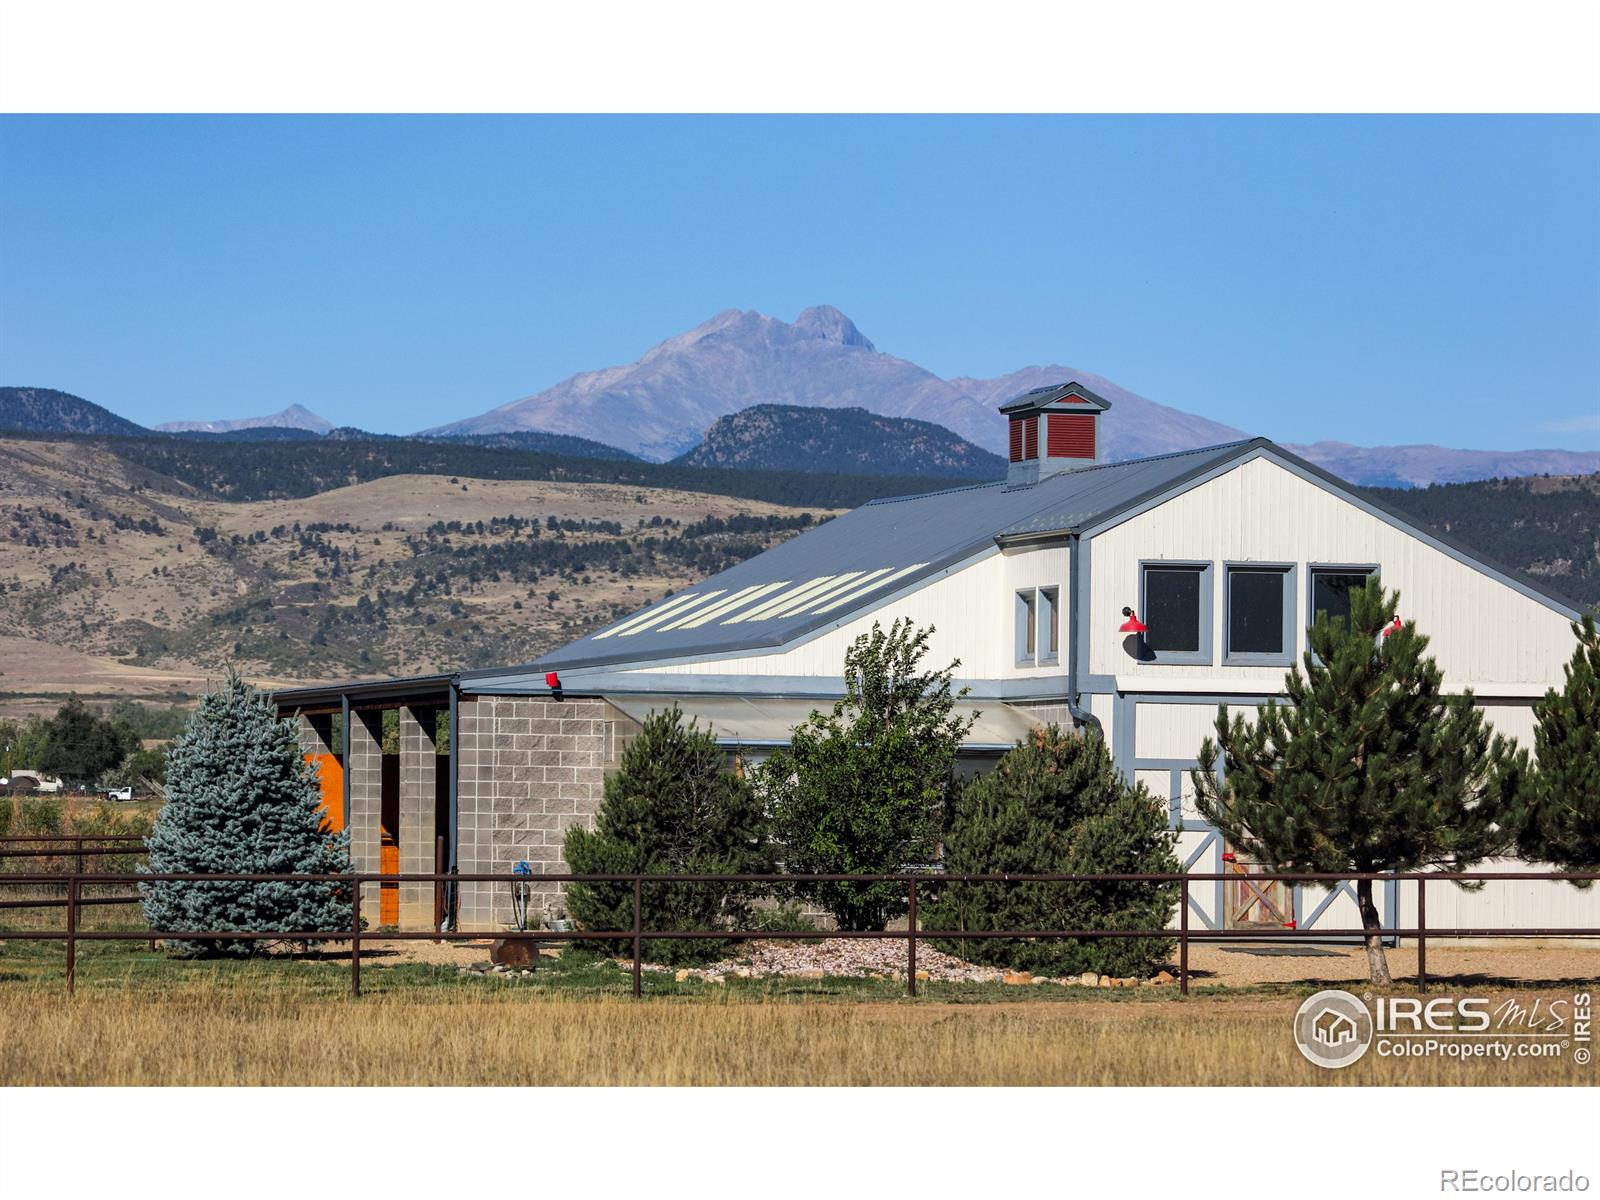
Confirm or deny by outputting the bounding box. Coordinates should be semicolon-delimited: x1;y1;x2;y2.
1086;455;1576;697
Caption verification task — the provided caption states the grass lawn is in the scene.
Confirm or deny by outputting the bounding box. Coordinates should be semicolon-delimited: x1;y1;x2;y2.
1;937;1594;1086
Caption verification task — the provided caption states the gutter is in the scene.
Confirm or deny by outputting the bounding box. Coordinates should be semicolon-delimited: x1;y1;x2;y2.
1066;532;1103;736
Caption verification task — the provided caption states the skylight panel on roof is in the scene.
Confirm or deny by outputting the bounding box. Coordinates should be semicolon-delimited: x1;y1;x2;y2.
777;566;895;617
811;562;927;613
665;582;790;630
757;570;875;620
618;589;726;636
722;575;839;623
592;590;706;639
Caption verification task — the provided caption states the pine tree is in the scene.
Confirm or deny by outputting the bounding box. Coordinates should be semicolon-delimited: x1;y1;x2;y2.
759;620;975;931
1192;583;1517;984
141;672;351;957
563;706;772;965
1508;614;1600;874
925;725;1178;977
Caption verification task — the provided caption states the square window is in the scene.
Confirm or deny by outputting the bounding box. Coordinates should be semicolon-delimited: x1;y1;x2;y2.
1144;566;1204;655
1310;568;1376;632
1225;565;1294;664
1015;589;1037;663
1040;587;1059;662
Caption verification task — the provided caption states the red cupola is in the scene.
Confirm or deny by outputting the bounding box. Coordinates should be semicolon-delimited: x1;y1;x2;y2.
999;381;1112;486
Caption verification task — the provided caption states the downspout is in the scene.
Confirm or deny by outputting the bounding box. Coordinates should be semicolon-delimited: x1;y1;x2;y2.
1066;532;1103;736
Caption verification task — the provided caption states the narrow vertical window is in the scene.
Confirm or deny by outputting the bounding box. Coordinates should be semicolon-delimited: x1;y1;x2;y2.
1039;587;1060;662
1016;589;1037;664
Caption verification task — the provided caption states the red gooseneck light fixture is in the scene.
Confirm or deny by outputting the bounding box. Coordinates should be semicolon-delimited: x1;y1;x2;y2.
1119;607;1147;635
1381;617;1402;639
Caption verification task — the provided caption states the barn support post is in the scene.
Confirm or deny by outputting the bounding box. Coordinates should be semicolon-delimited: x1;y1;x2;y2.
445;679;459;931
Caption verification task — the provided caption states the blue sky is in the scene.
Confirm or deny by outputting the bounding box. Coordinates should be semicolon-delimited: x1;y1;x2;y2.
1;115;1595;448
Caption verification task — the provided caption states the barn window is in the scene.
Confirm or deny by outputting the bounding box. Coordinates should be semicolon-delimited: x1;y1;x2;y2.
1015;589;1037;663
1224;564;1295;665
1141;563;1212;664
1309;566;1377;632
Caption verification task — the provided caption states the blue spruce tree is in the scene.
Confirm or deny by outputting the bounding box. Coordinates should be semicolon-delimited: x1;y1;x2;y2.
141;672;351;956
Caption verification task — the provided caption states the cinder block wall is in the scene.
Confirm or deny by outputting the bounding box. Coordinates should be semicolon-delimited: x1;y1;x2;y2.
346;709;384;914
455;694;607;929
398;705;440;928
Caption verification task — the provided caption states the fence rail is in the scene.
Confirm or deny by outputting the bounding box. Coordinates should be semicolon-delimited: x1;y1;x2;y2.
2;853;1597;999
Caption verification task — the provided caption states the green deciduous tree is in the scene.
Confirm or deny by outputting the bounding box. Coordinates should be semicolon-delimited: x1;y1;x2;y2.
1505;614;1600;875
35;699;136;782
563;706;773;965
925;725;1179;978
141;672;351;957
760;620;974;931
1192;582;1517;984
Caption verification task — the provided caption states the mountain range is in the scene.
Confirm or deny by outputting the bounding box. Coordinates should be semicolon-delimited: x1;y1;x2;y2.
419;306;1600;486
7;306;1599;487
155;403;334;434
421;305;1250;465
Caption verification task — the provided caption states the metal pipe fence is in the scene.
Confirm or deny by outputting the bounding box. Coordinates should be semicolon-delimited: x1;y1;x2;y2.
1;858;1597;1000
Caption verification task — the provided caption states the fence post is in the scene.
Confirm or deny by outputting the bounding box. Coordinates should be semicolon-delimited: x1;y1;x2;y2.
906;878;918;998
631;875;643;998
1416;877;1427;993
74;835;84;878
351;875;362;998
66;874;78;997
1179;875;1189;996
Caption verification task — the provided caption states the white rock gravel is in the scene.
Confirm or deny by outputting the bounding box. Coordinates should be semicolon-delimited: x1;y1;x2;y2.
632;938;1147;985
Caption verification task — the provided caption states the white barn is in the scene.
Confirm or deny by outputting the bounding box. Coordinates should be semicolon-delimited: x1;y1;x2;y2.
276;382;1597;934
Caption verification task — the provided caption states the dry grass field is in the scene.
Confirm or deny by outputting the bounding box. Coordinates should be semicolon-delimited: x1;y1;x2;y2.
2;985;1591;1087
1;938;1594;1086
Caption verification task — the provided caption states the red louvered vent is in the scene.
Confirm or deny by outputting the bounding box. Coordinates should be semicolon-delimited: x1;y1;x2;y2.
1009;417;1024;463
1023;415;1039;460
1047;412;1096;459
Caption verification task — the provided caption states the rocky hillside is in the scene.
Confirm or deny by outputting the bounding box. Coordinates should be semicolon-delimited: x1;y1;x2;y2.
0;386;148;437
1372;471;1600;607
0;436;838;708
675;405;1006;480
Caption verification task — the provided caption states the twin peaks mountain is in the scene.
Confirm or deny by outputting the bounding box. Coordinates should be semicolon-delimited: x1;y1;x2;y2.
424;305;1245;465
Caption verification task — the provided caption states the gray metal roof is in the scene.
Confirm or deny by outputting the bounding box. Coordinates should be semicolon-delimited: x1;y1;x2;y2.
997;380;1113;414
513;439;1260;674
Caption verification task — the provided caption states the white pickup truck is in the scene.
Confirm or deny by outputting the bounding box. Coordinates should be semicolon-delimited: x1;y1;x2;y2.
106;786;134;801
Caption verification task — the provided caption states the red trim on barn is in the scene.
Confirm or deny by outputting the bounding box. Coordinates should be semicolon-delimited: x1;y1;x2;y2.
1023;415;1039;460
1046;412;1096;459
1009;418;1024;462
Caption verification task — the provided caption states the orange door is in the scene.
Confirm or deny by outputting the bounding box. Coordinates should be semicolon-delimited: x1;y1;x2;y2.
305;753;345;832
380;756;400;927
